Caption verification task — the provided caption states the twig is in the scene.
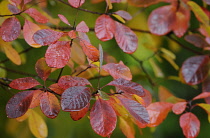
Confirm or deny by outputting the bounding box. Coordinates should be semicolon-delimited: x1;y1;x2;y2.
76;66;91;76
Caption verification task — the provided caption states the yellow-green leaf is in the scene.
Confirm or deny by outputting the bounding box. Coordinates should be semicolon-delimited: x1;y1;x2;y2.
197;103;210;123
149;58;164;78
119;117;135;138
28;110;48;138
161;53;179;70
106;0;113;9
112;14;125;23
0;63;6;78
99;90;109;100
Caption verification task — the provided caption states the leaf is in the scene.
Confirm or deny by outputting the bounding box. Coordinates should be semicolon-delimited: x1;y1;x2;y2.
49;83;64;95
172;102;187;115
29;90;43;108
16;109;31;122
33;29;64;46
193;92;210;100
28;110;48;138
35;58;51;81
71;42;86;64
146;102;173;127
61;86;91;111
102;63;132;80
148;5;176;35
112;14;125;23
106;0;113;9
40;92;60;119
23;20;42;48
90;98;117;137
58;14;71;26
24;8;49;24
197;103;210;123
9;0;22;6
70;103;90;121
119;117;135;138
99;90;110;100
203;0;210;5
58;75;91;89
9;77;40;90
95;15;115;41
45;41;70;68
79;39;99;62
118;96;150;124
180;112;200;138
180;55;210;85
68;30;77;39
0;17;21;42
8;4;20;14
114;10;132;21
76;21;89;33
107;78;145;96
68;0;85;8
6;91;34;118
185;34;209;48
114;21;138;54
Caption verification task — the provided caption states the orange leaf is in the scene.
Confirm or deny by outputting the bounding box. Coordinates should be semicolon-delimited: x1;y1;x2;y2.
70;103;90;121
172;102;187;115
119;117;135;138
35;58;51;81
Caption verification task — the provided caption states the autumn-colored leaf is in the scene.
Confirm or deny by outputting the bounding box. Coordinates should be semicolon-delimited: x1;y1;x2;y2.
45;41;70;68
9;77;40;90
146;102;173;127
70;103;90;121
172;102;187;115
33;29;64;46
90;98;117;137
193;92;210;100
203;0;210;5
40;92;60;119
99;90;110;100
197;103;210;123
0;17;21;42
68;30;77;39
71;42;86;64
28;110;48;138
114;21;138;54
61;86;91;111
68;0;85;8
58;75;91;89
107;78;145;96
180;112;200;138
114;10;132;21
29;90;43;108
79;39;99;62
35;58;51;81
76;21;89;33
95;15;115;41
119;117;135;138
16;109;31;122
6;91;34;118
24;8;49;24
49;83;64;95
185;34;209;48
58;14;71;26
23;20;41;48
8;4;20;14
102;63;132;80
133;89;152;107
9;0;22;6
180;55;209;85
148;5;176;36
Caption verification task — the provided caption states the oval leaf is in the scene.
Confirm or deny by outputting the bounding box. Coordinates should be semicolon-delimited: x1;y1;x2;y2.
8;4;20;14
35;58;51;81
70;103;90;121
193;92;210;100
1;17;21;42
29;90;43;109
107;78;145;96
114;21;138;54
45;41;70;68
6;91;34;118
172;102;187;115
33;29;64;46
90;98;117;137
68;0;85;8
49;83;64;95
119;117;135;138
58;14;71;26
180;112;200;138
180;55;210;85
24;8;49;24
76;21;89;33
9;77;40;90
114;10;132;20
61;86;91;111
95;15;115;41
40;92;60;119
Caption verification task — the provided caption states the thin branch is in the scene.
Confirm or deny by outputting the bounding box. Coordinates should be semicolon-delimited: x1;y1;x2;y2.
56;68;64;83
75;66;91;76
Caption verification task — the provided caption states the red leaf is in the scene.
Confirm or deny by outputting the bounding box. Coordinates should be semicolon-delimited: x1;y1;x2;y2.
193;92;210;100
76;21;89;33
90;98;117;137
78;32;90;43
6;91;34;118
49;83;64;95
24;8;49;24
61;86;91;111
29;90;43;108
9;0;22;6
118;96;150;124
68;0;85;8
79;39;99;62
35;58;51;81
8;4;20;14
68;30;77;39
148;5;176;35
0;17;21;42
185;34;208;48
107;78;145;97
146;102;173;127
9;77;40;90
180;55;210;85
102;63;132;80
114;10;132;20
95;15;115;41
141;89;152;107
180;112;200;138
70;103;90;121
58;14;71;26
45;41;70;68
33;29;64;46
23;20;41;47
40;92;60;119
114;21;138;54
58;75;91;89
172;102;187;115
